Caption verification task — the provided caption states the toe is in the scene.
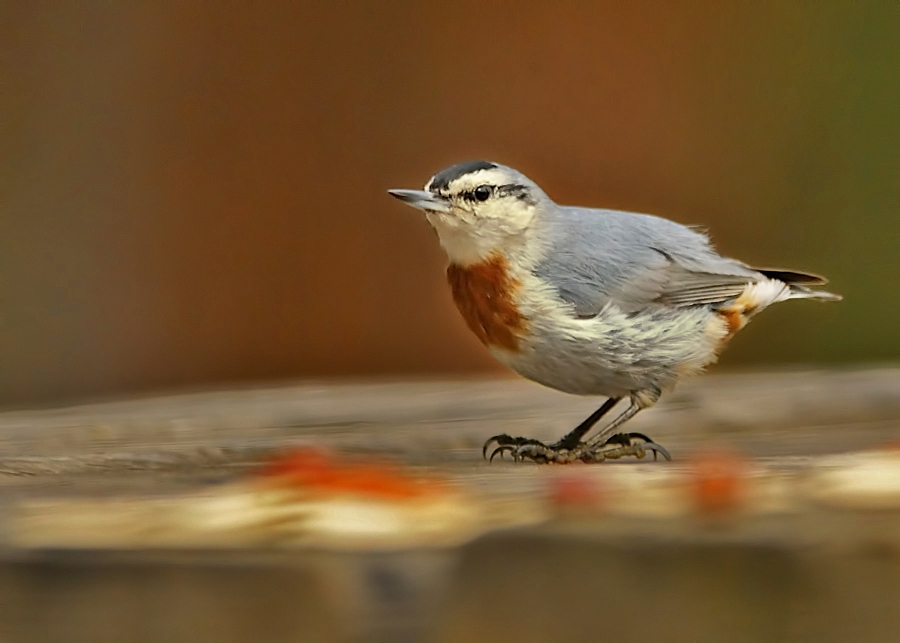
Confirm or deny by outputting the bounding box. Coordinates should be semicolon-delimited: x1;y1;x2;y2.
482;434;516;459
647;442;672;461
484;435;550;463
489;445;516;462
515;444;548;463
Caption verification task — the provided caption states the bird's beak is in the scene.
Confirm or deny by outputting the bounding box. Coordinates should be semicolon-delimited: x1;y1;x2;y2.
387;189;451;213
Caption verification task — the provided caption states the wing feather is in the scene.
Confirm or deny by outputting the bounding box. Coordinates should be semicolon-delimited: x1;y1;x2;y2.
534;207;762;316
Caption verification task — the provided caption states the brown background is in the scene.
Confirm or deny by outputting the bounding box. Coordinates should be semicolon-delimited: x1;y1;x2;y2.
2;2;897;407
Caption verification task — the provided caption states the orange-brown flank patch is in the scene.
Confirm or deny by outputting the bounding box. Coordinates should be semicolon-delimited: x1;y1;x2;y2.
714;292;758;352
447;256;527;351
718;307;746;336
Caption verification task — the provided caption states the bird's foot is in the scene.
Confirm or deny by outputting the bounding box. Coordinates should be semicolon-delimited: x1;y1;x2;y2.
483;432;671;464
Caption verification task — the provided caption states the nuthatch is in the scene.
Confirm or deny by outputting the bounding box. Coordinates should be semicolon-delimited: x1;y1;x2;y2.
389;161;841;463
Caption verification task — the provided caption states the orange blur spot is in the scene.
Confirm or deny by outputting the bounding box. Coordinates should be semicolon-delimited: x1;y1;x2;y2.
687;447;749;515
880;440;900;456
256;447;448;500
550;473;606;511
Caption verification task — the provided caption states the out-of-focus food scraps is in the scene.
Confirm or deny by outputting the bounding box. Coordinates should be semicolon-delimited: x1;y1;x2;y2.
12;448;492;550
10;447;900;551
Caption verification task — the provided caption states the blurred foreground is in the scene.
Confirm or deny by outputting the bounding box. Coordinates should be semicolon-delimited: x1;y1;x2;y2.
1;368;899;642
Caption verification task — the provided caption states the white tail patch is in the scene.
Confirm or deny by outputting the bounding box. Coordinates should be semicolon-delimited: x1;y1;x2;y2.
705;275;840;356
705;278;790;357
733;278;792;311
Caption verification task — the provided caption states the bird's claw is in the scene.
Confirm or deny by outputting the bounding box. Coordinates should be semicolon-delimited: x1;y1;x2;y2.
598;432;672;461
482;432;671;464
596;433;672;462
482;434;545;460
489;444;517;462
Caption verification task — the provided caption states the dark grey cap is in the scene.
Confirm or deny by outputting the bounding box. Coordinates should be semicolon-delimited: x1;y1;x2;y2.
427;160;497;192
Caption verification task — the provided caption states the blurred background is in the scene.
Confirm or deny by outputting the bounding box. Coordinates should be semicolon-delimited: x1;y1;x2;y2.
2;2;897;408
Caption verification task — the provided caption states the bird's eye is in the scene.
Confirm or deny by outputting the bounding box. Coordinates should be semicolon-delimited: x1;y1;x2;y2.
473;185;492;202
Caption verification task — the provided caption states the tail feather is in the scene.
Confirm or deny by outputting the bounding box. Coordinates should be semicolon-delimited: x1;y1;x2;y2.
754;267;841;302
786;284;843;302
756;268;829;285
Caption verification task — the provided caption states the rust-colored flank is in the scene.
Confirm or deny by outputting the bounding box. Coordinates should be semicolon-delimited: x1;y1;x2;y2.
715;301;756;351
718;307;745;335
446;256;527;352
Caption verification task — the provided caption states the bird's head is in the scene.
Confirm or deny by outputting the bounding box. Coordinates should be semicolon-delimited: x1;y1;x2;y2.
389;161;550;265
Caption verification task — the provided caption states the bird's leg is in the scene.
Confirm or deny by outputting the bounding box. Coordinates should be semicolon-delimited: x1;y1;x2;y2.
584;402;642;447
552;397;621;449
582;389;670;460
484;391;671;464
482;397;620;461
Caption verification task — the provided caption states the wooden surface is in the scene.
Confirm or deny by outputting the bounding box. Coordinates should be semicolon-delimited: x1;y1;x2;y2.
1;368;899;642
2;367;900;475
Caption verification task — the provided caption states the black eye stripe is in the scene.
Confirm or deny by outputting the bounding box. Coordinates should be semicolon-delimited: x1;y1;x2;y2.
496;184;531;201
459;184;533;202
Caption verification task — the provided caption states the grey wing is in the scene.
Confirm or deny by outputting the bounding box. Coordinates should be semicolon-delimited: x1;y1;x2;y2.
533;207;762;317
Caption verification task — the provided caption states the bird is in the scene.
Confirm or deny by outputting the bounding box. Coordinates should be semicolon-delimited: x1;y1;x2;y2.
388;161;841;464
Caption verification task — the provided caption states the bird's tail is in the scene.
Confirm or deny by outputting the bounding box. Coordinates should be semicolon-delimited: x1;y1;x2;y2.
756;268;843;302
786;285;842;302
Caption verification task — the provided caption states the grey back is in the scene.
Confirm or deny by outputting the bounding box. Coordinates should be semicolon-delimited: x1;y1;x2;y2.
533;206;760;317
